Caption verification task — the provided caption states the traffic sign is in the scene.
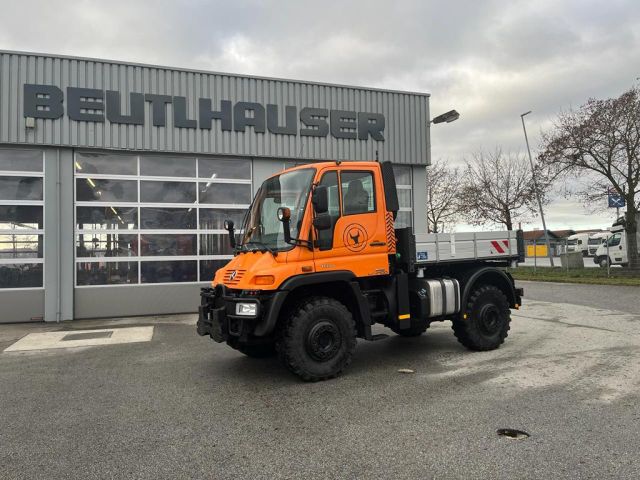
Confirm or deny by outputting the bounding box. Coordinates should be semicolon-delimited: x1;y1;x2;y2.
608;190;625;208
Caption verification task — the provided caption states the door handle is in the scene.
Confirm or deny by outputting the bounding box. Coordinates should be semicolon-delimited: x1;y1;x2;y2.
370;241;386;247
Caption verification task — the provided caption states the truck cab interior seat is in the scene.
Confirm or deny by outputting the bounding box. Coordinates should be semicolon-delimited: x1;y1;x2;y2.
344;179;369;214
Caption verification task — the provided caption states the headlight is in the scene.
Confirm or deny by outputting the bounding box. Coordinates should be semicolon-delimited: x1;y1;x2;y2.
235;302;258;316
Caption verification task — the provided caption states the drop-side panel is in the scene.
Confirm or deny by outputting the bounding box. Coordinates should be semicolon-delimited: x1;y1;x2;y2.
415;231;519;264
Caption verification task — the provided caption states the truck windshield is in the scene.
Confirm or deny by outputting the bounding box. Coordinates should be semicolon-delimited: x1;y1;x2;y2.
588;238;603;245
567;239;578;245
241;168;315;251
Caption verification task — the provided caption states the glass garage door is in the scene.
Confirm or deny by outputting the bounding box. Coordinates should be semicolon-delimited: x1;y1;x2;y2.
393;165;413;229
74;153;251;288
0;150;44;290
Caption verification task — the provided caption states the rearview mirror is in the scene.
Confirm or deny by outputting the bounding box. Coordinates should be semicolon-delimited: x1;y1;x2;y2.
312;185;328;214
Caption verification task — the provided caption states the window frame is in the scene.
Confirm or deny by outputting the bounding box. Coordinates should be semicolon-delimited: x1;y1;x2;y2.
0;149;45;291
315;169;342;251
339;169;377;217
74;152;252;287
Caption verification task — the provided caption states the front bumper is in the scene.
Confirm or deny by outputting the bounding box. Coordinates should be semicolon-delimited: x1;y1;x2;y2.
197;286;268;343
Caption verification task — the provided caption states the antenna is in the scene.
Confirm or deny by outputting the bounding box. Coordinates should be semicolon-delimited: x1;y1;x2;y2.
375;150;379;162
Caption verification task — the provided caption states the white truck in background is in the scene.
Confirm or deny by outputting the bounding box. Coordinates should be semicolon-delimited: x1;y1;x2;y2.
565;233;591;256
587;232;610;257
593;214;640;268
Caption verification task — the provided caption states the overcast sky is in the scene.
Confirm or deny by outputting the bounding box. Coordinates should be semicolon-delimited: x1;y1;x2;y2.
2;0;639;231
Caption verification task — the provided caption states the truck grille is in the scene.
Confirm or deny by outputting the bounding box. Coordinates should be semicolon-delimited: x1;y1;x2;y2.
223;269;246;285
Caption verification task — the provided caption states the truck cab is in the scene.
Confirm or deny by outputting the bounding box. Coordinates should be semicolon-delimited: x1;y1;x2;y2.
594;226;632;267
587;232;610;257
197;161;523;381
566;233;590;256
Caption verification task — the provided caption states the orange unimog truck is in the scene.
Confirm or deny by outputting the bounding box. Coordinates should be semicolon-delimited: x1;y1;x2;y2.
197;161;524;381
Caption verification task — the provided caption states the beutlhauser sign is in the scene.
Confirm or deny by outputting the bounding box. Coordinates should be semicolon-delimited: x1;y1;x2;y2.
23;84;386;141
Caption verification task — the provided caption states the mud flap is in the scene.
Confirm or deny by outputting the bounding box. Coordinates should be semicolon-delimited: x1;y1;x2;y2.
396;271;411;329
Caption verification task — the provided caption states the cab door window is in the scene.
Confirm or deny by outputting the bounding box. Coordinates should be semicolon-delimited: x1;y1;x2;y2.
341;171;375;215
608;233;621;247
317;171;340;251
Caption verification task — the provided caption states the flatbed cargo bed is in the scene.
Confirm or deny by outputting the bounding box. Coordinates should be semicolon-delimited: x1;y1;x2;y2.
414;230;522;265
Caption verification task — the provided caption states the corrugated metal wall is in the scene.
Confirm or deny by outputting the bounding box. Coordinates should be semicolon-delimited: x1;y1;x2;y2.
0;51;430;165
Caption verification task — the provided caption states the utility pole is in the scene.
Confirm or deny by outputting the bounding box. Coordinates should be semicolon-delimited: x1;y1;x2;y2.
521;111;554;267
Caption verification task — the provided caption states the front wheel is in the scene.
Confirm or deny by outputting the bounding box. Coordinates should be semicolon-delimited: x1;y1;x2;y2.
597;256;610;268
451;285;511;351
277;297;356;381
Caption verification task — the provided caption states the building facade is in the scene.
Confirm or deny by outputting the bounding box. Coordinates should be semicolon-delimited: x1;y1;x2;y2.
0;51;431;323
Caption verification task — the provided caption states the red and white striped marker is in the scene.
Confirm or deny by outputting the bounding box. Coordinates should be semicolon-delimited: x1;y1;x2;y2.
490;240;510;254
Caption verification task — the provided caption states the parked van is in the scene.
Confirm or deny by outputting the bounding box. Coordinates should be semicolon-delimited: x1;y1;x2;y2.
587;232;610;257
593;225;640;268
565;233;591;256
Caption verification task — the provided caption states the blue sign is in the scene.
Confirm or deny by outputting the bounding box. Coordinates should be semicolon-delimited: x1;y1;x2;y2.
608;191;625;208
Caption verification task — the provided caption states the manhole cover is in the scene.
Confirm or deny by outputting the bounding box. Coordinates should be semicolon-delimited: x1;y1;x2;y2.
496;428;530;440
62;331;113;341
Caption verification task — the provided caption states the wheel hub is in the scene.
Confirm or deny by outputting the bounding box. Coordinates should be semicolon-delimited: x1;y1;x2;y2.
478;304;501;335
306;320;341;362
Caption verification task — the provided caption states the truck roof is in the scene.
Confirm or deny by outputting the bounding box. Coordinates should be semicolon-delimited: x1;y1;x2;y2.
270;161;381;179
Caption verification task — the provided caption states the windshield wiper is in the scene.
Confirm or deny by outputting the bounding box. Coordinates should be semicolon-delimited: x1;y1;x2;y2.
244;240;278;256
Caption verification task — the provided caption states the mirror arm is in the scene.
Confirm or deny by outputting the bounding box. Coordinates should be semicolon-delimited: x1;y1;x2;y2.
227;227;236;249
282;218;292;244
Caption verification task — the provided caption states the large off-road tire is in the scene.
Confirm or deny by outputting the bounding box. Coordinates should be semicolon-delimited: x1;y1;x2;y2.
390;322;429;337
277;297;357;382
235;342;277;358
451;285;510;351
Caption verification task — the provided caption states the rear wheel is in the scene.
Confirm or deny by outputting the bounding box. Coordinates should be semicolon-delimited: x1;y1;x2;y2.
452;285;510;351
277;297;356;381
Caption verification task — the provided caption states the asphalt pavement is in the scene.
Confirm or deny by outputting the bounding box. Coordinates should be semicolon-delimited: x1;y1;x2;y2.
519;280;640;315
1;282;640;479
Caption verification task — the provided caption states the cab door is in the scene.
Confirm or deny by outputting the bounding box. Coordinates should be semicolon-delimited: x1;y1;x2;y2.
312;167;389;277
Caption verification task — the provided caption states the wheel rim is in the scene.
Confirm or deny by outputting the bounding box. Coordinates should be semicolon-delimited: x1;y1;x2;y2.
478;304;502;335
306;320;342;362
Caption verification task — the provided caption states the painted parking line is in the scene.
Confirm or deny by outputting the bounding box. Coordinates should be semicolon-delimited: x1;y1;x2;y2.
3;327;154;352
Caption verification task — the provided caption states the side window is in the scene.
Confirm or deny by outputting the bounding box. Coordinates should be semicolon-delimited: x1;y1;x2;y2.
317;171;340;251
341;171;375;215
609;233;621;247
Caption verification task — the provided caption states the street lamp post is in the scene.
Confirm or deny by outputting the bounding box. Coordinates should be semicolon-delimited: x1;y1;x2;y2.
521;111;554;267
427;110;460;232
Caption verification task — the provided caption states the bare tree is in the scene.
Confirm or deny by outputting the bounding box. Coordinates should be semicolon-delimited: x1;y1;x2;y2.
460;148;545;230
540;86;640;268
426;160;463;233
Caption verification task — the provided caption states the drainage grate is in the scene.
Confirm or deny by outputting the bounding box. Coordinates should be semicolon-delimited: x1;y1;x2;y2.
496;428;530;440
62;331;113;341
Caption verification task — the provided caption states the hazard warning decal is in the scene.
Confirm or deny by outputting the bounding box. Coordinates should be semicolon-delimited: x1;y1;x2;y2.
490;240;510;254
